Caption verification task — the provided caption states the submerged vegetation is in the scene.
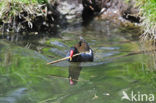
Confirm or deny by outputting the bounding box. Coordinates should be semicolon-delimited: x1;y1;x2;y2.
0;0;156;101
0;34;156;102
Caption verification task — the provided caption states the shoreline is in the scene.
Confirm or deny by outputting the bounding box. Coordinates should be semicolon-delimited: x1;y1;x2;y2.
0;0;155;40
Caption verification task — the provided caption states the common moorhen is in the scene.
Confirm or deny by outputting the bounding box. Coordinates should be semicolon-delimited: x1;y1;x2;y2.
66;39;94;62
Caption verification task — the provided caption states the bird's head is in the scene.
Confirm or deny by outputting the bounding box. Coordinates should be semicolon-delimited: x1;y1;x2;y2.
69;47;78;61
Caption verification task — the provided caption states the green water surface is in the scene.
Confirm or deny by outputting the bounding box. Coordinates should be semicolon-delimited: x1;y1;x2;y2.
0;20;156;103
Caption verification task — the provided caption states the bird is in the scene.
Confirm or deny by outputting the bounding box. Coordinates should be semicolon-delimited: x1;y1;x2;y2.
66;39;94;62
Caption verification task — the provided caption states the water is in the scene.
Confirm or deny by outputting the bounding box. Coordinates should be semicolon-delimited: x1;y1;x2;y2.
0;19;156;103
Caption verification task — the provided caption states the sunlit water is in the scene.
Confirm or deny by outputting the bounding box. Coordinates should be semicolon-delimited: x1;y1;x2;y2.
0;19;156;103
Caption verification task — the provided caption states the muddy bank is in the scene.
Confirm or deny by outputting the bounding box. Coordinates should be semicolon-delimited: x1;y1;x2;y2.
0;1;67;34
0;0;141;34
82;0;140;24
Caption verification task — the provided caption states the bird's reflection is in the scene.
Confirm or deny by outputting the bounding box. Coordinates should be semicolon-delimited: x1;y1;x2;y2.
68;62;82;85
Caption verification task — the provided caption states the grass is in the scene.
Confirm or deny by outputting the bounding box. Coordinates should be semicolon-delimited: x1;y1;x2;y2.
9;0;48;4
136;0;156;40
136;0;156;71
0;0;54;32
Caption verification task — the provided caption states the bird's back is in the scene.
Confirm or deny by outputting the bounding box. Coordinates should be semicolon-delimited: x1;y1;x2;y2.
75;40;90;52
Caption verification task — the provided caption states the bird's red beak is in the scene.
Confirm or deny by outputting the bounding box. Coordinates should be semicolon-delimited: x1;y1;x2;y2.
70;50;74;61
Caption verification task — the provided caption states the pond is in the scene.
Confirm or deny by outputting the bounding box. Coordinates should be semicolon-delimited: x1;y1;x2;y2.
0;19;156;103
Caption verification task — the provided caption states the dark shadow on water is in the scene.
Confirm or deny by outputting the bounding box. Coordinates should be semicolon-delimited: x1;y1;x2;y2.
0;32;60;41
0;32;62;51
82;8;95;26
